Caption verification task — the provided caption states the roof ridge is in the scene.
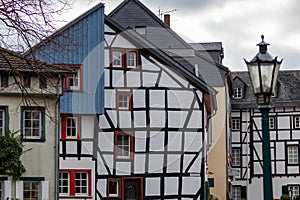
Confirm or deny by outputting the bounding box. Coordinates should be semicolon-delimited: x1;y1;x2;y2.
108;0;191;49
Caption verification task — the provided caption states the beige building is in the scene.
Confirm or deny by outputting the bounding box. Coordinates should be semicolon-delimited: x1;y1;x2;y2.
0;48;70;199
208;84;232;200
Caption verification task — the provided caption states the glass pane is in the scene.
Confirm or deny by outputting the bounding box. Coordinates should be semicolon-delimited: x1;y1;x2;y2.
32;129;40;136
260;63;273;93
32;112;40;119
109;181;117;194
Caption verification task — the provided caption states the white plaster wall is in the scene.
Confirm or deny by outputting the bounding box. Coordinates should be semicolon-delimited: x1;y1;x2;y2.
0;96;57;200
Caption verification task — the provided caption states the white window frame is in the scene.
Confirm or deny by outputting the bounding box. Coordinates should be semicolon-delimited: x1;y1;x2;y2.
232;148;241;167
108;179;120;197
23;181;40;200
127;51;137;68
232;186;241;200
23;109;42;139
294;116;300;129
59;172;70;196
66;117;78;139
117;91;131;110
75;172;88;196
69;68;81;90
112;51;123;68
116;134;131;159
287;145;299;165
288;185;300;198
0;109;5;136
232;118;240;131
269;117;275;129
233;87;243;99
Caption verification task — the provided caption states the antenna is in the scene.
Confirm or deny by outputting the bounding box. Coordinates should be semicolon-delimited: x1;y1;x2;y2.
157;8;178;19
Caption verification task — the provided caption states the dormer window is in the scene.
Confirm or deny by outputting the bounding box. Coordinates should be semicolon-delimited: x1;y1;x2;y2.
135;26;146;35
233;87;243;99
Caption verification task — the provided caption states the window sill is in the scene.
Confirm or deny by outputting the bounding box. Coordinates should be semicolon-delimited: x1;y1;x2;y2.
59;196;93;199
21;138;46;142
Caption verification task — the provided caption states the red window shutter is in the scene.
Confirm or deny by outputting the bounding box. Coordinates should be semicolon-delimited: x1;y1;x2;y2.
77;116;81;140
61;116;66;140
69;170;75;196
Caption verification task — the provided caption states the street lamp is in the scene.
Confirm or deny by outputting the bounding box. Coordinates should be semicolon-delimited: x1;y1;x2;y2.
244;35;282;200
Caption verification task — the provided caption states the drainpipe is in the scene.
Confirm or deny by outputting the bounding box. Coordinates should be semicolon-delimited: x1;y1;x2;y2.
54;75;61;200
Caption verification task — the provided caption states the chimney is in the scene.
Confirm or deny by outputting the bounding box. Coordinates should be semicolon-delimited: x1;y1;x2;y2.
164;14;170;27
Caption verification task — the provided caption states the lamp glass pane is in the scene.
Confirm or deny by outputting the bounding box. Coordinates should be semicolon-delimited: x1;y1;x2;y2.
260;63;274;94
247;63;261;94
271;62;281;94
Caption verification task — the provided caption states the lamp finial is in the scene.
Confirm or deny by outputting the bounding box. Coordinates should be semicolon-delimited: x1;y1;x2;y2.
257;35;269;54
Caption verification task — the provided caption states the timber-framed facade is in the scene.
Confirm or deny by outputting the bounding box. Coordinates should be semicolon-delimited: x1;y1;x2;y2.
231;71;300;200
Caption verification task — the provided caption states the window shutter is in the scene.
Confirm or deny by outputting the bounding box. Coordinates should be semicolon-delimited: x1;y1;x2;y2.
41;181;49;200
4;180;11;199
282;185;289;195
61;116;66;139
15;181;23;199
241;186;247;199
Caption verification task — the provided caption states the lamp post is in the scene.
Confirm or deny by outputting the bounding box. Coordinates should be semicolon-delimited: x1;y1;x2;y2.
244;35;282;200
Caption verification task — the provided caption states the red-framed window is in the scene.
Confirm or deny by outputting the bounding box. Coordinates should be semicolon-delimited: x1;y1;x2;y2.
111;49;139;70
116;91;132;111
112;50;124;68
114;132;134;160
61;115;81;140
108;178;121;198
126;51;138;69
63;65;83;91
59;169;92;197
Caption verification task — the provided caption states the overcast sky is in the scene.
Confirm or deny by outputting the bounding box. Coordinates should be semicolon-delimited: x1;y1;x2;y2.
63;0;300;71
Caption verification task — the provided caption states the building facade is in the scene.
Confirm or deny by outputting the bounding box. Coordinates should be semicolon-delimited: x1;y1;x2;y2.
108;1;232;199
231;71;300;200
94;16;216;199
30;3;105;199
0;48;69;199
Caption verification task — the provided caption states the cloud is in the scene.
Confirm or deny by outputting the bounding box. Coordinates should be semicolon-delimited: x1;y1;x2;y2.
67;0;300;70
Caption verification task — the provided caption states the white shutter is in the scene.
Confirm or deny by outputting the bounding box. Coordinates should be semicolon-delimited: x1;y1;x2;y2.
4;180;11;199
15;180;23;199
41;181;49;200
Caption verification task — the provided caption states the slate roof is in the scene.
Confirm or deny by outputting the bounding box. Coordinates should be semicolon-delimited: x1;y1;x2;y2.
190;42;223;52
105;16;216;95
0;47;72;75
189;42;224;64
108;0;230;87
231;71;300;108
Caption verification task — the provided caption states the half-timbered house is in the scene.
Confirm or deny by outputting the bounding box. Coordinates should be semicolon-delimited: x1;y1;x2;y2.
30;1;221;199
231;71;300;200
96;15;217;200
108;1;232;199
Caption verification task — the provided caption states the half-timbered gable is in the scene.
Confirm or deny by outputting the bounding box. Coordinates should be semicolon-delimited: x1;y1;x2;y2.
29;3;105;199
108;1;232;199
94;16;217;199
231;71;300;199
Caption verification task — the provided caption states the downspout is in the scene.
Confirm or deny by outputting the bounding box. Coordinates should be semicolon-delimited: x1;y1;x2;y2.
224;72;230;200
55;74;62;200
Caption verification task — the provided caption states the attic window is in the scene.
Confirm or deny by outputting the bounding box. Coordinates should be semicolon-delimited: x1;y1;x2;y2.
233;88;243;99
135;26;146;35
